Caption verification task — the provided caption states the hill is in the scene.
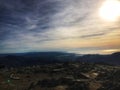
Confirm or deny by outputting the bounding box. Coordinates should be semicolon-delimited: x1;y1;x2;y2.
0;52;120;67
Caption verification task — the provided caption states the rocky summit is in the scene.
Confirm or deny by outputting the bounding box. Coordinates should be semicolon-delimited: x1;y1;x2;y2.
0;62;120;90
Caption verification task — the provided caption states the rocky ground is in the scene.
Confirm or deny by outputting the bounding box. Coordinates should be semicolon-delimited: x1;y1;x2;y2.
0;62;120;90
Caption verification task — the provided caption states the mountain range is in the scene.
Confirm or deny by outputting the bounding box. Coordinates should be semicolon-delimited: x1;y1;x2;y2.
0;52;120;67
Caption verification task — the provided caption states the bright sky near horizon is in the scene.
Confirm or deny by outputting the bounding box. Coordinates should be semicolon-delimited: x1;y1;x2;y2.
0;0;120;54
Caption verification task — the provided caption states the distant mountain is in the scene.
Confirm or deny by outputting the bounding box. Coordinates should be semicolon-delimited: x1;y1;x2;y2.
0;52;120;67
108;52;120;65
76;52;120;65
0;52;76;67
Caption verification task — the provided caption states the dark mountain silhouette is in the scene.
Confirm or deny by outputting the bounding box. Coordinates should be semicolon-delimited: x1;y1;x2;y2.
0;52;120;67
76;52;120;65
0;52;76;67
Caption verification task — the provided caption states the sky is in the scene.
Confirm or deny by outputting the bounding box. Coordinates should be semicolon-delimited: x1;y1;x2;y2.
0;0;120;54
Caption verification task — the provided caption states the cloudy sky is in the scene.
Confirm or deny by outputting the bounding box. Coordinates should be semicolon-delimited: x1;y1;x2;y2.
0;0;120;54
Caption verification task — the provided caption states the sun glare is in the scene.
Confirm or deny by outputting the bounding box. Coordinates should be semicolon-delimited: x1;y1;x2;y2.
99;0;120;21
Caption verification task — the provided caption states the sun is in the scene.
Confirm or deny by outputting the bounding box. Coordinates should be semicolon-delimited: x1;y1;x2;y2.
99;0;120;21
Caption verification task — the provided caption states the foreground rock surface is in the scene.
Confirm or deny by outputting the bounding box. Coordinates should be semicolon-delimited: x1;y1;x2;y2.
0;62;120;90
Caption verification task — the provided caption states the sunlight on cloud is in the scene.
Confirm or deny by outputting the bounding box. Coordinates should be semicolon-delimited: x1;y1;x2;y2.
102;49;120;54
99;0;120;21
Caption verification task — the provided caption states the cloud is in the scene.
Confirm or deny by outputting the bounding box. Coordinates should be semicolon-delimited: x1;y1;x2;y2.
0;0;120;54
80;33;105;38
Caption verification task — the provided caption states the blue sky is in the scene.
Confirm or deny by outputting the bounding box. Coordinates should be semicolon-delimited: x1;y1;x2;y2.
0;0;120;54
